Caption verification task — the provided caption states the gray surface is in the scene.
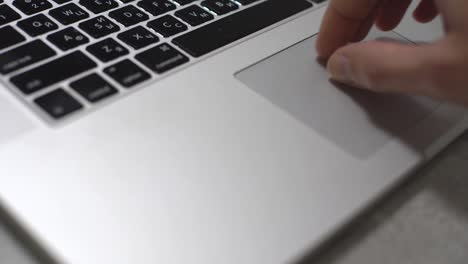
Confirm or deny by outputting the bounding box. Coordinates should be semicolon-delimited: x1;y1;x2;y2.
303;131;468;264
1;131;467;264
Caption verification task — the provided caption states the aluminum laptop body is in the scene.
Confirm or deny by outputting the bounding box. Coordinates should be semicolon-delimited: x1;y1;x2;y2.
0;0;466;263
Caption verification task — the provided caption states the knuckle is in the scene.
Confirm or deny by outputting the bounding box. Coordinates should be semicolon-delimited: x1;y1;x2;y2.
362;67;388;91
424;47;468;102
427;57;457;88
358;43;398;91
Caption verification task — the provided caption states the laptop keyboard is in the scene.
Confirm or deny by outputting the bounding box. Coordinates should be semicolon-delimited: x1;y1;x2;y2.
0;0;320;122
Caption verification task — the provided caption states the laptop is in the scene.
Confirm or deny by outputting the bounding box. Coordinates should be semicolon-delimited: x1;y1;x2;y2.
0;0;466;263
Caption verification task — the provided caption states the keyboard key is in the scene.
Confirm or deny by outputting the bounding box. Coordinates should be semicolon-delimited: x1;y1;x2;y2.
147;15;187;37
104;59;150;88
201;0;238;15
70;73;118;103
174;5;214;26
118;0;135;3
117;26;158;49
0;5;21;26
135;43;188;74
52;0;73;4
13;0;52;15
0;26;25;50
49;3;89;25
47;27;89;51
79;0;119;14
173;0;312;57
235;0;258;5
79;16;119;38
172;0;195;5
137;0;175;16
11;51;97;94
109;5;148;27
86;38;129;62
17;14;58;37
0;40;56;74
34;88;83;119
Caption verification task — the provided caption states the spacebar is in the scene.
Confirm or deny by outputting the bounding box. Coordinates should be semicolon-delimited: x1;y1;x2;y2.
172;0;312;57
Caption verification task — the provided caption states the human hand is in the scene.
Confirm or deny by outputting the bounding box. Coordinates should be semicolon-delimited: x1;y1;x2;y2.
316;0;468;106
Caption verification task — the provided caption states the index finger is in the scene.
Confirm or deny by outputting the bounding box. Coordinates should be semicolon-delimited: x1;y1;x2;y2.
316;0;381;58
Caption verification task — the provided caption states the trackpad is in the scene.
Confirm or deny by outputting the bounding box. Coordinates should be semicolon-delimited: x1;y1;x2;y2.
236;30;438;159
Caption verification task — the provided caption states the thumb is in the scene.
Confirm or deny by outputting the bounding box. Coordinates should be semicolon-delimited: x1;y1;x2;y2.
327;38;459;101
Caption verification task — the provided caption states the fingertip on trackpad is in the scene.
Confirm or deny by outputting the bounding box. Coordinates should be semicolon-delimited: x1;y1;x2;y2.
235;30;439;159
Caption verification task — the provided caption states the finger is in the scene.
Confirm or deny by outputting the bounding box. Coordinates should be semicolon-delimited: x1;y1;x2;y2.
375;0;412;31
316;0;381;58
413;0;438;23
352;12;376;42
326;38;464;103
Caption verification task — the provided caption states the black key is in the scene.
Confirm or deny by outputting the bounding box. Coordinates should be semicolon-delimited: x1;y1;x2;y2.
13;0;52;15
174;5;214;26
47;27;89;51
70;73;118;103
52;0;73;4
137;0;175;16
172;0;195;5
0;26;25;50
173;0;312;57
109;5;148;27
201;0;238;15
104;59;150;88
86;38;129;62
34;88;83;119
135;43;188;74
147;15;187;37
49;3;89;25
79;0;119;14
79;16;119;38
117;26;158;49
0;5;21;26
235;0;258;5
11;51;97;94
118;0;135;3
17;14;58;37
0;40;56;74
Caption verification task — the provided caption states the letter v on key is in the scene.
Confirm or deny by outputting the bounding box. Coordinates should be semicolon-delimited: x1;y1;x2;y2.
175;6;214;26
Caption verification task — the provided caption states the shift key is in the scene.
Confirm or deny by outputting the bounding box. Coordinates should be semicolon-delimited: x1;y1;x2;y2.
11;51;97;95
0;40;56;74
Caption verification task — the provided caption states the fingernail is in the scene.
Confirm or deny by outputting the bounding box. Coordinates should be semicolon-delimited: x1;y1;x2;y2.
328;54;353;84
